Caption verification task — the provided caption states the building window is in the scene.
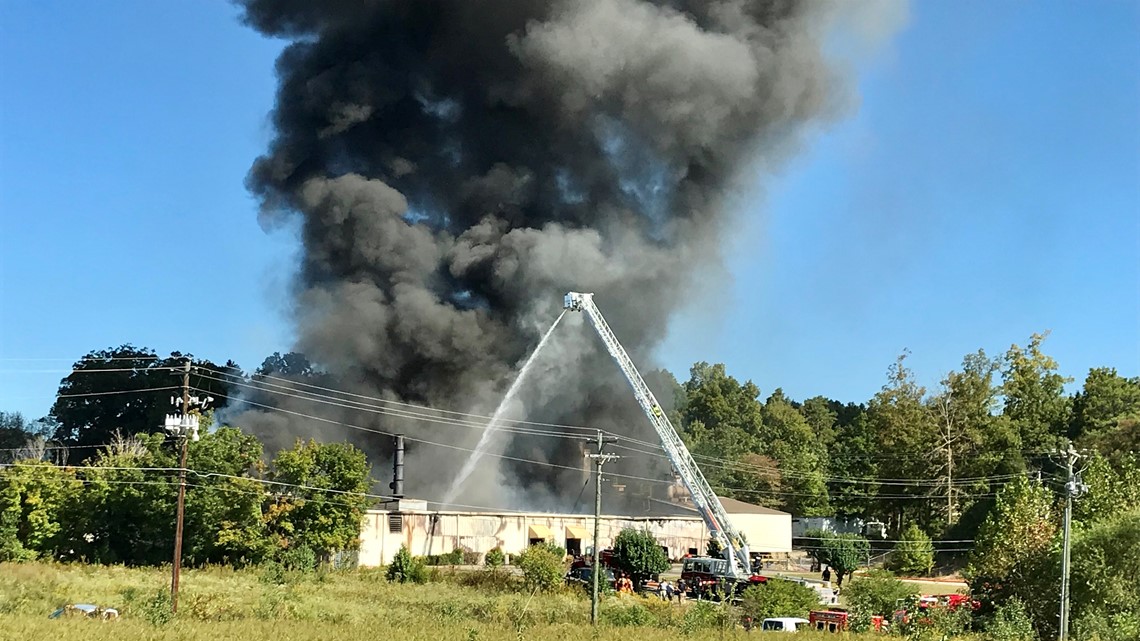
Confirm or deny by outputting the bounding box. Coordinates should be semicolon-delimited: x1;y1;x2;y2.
388;514;403;533
566;538;582;556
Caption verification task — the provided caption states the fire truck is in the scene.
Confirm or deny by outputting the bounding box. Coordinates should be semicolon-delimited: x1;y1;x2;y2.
680;556;767;599
893;593;980;625
808;607;885;633
565;293;754;583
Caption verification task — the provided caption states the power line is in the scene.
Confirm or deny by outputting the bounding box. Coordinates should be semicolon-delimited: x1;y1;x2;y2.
198;364;602;434
192;371;593;443
197;371;1030;489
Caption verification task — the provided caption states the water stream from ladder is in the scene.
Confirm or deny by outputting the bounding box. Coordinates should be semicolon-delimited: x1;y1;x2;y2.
441;310;567;507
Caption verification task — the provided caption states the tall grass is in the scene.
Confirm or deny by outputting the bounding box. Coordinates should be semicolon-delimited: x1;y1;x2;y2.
0;562;978;640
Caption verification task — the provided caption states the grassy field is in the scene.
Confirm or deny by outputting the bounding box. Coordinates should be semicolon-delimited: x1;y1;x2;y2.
0;562;969;641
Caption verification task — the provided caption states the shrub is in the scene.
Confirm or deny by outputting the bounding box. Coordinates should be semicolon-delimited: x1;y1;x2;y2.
424;547;464;566
484;547;505;567
515;543;565;592
739;578;821;621
459;566;515;592
683;599;738;634
611;528;669;585
386;544;427;584
134;588;174;626
985;598;1037;641
278;544;317;572
843;569;918;619
890;523;935;576
600;601;655;627
462;549;482;565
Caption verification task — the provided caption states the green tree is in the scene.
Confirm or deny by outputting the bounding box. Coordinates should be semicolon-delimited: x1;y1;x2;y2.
269;439;371;560
256;351;316;377
821;533;869;587
1069;367;1140;463
677;363;782;508
516;542;566;592
49;346;240;455
57;432;178;564
1073;452;1140;525
611;528;669;586
182;424;271;566
966;476;1057;636
888;523;934;576
828;411;880;518
1002;332;1071;451
761;390;830;516
681;363;764;439
0;461;79;560
800;396;838;447
739;578;821;620
866;352;939;532
930;350;1021;533
1069;510;1140;641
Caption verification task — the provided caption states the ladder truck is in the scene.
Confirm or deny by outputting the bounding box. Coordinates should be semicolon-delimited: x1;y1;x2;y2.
564;292;753;581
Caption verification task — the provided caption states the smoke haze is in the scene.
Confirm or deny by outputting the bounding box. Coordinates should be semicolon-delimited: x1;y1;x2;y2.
233;0;907;511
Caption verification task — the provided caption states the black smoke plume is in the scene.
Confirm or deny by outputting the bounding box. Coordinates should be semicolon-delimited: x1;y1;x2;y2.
233;0;905;511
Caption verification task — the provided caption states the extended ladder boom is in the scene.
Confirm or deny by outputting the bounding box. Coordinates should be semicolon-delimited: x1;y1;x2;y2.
564;292;751;578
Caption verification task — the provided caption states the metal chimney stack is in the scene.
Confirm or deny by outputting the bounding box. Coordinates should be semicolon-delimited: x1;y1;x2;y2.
390;434;405;498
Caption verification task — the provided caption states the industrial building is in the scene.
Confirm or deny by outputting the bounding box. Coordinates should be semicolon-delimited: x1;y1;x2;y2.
358;496;791;567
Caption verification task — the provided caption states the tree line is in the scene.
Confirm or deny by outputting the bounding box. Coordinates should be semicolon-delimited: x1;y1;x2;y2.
664;332;1137;543
0;418;370;567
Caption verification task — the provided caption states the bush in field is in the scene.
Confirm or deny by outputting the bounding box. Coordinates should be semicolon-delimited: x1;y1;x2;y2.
484;547;505;567
611;528;669;586
386;544;427;584
424;547;465;566
515;543;565;592
278;544;317;572
984;598;1037;641
739;578;820;621
459;566;515;592
843;569;917;619
889;523;934;576
683;599;738;634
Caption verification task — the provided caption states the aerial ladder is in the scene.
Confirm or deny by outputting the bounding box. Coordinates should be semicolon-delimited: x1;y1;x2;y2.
564;292;752;579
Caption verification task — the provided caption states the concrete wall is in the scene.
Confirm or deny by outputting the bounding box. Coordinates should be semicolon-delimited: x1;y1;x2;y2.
359;510;710;567
728;512;793;553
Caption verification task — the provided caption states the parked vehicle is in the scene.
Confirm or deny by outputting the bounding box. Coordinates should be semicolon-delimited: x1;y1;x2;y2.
893;593;980;625
761;617;810;632
564;565;615;592
809;607;884;632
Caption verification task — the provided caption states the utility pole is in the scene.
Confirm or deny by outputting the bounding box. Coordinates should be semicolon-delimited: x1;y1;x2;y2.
587;430;618;625
1058;442;1086;641
162;359;205;614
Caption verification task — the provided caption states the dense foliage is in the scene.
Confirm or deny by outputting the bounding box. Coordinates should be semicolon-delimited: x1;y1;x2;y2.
515;542;566;592
0;422;372;567
843;570;918;619
738;578;821;621
889;523;934;576
611;528;670;585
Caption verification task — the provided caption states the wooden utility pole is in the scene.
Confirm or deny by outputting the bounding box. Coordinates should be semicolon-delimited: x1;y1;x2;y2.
587;430;618;625
171;359;191;613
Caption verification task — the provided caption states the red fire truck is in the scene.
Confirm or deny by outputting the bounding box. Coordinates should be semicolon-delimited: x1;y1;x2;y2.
808;607;885;633
680;556;766;599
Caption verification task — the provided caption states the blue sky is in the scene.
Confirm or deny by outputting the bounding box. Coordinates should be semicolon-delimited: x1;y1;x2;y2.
2;2;1137;420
